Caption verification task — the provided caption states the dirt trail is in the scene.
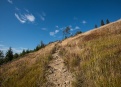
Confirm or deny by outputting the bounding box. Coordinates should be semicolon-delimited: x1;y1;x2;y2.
46;50;74;87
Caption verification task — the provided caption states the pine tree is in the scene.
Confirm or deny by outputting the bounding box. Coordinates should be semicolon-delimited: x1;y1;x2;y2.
21;49;26;56
5;47;13;62
13;53;19;59
40;41;45;48
101;20;105;26
106;19;110;24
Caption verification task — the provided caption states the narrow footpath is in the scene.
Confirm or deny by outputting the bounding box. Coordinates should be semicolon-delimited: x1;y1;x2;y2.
46;50;74;87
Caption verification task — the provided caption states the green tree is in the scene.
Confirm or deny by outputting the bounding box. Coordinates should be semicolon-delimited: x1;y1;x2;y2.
106;19;110;24
63;26;71;39
26;49;30;53
35;45;40;51
13;53;19;59
5;47;13;62
21;49;26;56
40;41;45;48
75;31;82;35
101;20;105;26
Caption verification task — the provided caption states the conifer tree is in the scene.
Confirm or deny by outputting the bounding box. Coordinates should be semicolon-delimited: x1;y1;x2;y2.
101;20;105;26
106;19;110;24
5;47;13;62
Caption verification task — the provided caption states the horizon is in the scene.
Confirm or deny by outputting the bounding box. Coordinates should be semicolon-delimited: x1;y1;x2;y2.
0;0;121;53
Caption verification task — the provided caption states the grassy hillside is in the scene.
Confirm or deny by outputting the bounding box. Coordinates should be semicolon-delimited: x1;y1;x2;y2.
0;43;56;87
0;20;121;87
58;20;121;87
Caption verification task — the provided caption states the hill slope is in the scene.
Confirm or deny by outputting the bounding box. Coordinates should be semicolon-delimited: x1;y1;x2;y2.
0;19;121;87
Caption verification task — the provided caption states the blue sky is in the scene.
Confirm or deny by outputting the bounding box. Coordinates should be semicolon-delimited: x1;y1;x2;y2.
0;0;121;53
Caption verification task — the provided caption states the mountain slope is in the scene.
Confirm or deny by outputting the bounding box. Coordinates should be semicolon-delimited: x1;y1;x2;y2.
0;19;121;87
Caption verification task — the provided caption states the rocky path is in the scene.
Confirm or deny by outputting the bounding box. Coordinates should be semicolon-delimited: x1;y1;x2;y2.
46;50;74;87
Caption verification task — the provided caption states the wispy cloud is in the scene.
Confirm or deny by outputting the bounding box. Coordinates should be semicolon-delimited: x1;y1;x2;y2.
15;7;20;11
0;45;28;54
15;13;26;23
15;13;35;23
42;12;46;16
8;0;13;4
82;20;87;24
75;26;80;29
25;9;29;13
56;26;59;28
50;30;59;36
40;15;45;21
39;12;46;21
41;28;47;31
70;26;80;31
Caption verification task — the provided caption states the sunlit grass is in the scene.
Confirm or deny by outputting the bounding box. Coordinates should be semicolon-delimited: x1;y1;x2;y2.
59;23;121;87
0;44;55;87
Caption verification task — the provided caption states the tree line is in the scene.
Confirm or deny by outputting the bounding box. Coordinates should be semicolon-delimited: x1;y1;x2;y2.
0;41;45;65
95;19;110;28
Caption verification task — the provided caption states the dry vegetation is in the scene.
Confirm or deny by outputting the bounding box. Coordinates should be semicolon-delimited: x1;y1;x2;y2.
59;20;121;87
0;20;121;87
0;43;56;87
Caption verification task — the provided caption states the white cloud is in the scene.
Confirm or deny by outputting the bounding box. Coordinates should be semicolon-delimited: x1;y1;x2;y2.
82;20;87;24
50;30;59;36
40;15;45;21
70;28;74;31
15;13;35;23
25;14;35;22
50;32;55;36
0;44;28;54
8;0;13;4
55;30;59;33
75;26;80;29
70;26;80;31
12;48;23;53
15;13;26;23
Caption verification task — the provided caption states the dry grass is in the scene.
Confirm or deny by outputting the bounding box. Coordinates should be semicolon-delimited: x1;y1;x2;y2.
59;20;121;87
0;43;56;87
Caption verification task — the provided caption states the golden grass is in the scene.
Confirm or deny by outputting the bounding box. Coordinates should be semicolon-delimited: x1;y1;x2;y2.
59;20;121;87
0;43;56;87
